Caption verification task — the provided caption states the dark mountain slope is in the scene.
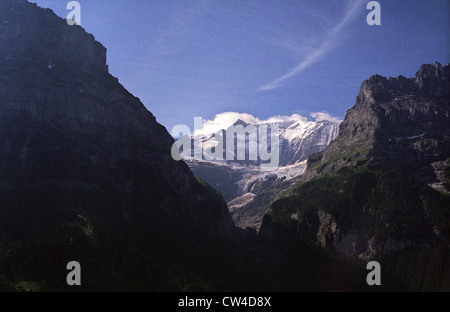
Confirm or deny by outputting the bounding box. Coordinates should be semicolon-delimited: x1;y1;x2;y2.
0;0;235;291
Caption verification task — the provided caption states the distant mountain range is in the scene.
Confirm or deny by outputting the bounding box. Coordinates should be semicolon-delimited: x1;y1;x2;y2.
187;118;339;229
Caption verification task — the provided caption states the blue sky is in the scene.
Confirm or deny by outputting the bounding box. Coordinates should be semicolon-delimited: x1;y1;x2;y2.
31;0;449;132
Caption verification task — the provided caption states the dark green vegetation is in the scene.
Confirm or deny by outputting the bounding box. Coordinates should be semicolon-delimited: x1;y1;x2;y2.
0;177;363;292
261;166;449;291
269;167;449;241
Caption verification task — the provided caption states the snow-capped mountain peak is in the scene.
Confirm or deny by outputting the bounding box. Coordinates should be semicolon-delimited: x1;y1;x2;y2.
189;117;339;167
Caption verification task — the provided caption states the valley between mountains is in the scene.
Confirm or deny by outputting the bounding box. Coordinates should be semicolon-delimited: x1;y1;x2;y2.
0;0;449;292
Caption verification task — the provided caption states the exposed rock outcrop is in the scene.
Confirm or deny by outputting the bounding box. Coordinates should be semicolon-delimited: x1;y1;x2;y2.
307;62;450;191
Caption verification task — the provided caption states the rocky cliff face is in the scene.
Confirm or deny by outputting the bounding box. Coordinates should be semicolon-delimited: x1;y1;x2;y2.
260;64;450;264
0;0;107;74
0;0;235;290
305;63;450;192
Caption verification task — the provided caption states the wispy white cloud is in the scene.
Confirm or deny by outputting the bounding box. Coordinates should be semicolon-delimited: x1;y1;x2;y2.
258;0;365;91
310;111;343;123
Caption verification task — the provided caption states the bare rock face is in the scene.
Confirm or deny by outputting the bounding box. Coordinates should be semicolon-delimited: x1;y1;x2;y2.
298;211;414;258
0;0;107;75
309;62;450;190
415;62;450;97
